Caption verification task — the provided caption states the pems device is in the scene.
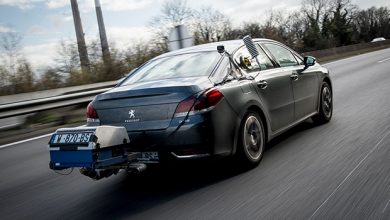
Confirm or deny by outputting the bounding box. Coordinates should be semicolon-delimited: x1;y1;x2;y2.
48;126;154;179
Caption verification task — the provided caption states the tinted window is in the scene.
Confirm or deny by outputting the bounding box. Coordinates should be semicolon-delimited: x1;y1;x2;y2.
121;52;221;85
234;45;274;72
264;43;298;67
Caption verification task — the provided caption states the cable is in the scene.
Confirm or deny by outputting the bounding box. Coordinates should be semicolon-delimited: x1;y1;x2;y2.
54;167;74;175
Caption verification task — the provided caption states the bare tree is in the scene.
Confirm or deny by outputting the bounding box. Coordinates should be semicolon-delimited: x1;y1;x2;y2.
55;40;85;86
0;65;8;93
87;39;129;82
13;58;35;93
353;6;390;42
302;0;331;25
260;11;286;42
326;0;357;46
236;10;305;51
0;32;36;94
0;32;22;77
37;68;63;90
149;0;193;51
192;7;231;44
301;0;333;50
124;41;158;70
152;0;193;26
278;12;306;51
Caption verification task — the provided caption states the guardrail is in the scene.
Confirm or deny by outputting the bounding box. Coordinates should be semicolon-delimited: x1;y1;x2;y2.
302;39;390;60
1;40;390;120
1;80;117;105
0;86;114;119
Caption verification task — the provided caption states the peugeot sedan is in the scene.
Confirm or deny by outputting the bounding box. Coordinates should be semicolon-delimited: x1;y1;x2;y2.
86;37;332;167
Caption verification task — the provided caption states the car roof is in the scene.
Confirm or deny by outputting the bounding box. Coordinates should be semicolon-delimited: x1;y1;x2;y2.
155;38;279;59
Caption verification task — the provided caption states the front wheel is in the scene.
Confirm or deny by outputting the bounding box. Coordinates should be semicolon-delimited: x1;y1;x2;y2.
312;81;333;124
236;111;265;167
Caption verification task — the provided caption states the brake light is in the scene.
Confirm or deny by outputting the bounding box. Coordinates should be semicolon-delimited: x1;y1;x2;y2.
195;89;224;110
86;102;98;119
174;89;224;117
174;95;196;116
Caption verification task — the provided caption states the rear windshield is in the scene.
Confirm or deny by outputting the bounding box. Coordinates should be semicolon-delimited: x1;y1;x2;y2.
121;52;221;85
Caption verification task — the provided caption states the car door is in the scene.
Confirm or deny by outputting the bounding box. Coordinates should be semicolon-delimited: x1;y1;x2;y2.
291;54;320;119
234;45;294;132
262;43;319;121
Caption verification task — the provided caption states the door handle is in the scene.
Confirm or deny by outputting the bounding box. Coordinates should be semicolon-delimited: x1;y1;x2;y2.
257;80;268;89
290;74;298;81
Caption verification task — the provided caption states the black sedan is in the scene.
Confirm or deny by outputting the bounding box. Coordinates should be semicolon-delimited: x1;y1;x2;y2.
86;37;332;167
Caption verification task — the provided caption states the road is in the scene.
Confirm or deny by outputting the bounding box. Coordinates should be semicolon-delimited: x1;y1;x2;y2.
1;48;390;219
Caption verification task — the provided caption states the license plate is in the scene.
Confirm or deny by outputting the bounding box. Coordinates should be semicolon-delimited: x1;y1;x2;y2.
137;152;159;163
51;132;93;144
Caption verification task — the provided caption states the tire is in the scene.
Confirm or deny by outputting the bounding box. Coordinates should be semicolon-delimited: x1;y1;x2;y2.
236;111;265;167
312;81;333;124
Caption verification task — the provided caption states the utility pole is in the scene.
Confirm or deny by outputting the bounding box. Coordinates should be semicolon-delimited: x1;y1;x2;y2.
70;0;90;73
94;0;110;64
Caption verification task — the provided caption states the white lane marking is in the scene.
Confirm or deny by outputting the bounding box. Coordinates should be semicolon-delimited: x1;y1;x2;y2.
383;199;390;213
378;57;390;63
309;128;390;219
0;133;53;149
0;125;87;149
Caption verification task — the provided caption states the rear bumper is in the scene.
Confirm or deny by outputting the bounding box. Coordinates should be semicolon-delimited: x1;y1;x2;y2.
123;114;215;160
88;99;239;161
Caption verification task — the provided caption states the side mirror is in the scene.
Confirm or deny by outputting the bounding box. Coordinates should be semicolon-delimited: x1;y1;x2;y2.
304;56;316;68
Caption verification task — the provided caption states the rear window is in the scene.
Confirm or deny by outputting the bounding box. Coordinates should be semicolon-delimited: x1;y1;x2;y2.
121;52;221;85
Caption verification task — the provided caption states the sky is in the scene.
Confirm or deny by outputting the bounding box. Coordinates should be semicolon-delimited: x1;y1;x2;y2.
0;0;389;73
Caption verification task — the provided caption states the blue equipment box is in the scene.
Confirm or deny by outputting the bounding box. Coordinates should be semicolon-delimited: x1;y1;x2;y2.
48;126;130;170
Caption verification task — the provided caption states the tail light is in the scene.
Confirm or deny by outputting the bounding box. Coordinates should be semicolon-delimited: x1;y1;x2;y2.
174;89;224;117
86;102;98;119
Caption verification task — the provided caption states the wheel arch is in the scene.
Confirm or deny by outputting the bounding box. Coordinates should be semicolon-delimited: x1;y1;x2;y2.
247;105;269;143
323;77;332;91
316;76;332;112
232;102;270;155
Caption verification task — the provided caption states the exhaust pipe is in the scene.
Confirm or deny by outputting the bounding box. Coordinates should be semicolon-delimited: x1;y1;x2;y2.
127;163;147;174
79;162;147;179
79;168;119;180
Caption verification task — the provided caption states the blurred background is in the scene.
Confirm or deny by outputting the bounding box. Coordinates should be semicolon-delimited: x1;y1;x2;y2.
1;0;390;143
1;2;390;219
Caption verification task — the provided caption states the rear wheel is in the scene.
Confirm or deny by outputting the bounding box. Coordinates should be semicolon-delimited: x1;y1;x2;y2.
236;111;265;167
312;81;332;124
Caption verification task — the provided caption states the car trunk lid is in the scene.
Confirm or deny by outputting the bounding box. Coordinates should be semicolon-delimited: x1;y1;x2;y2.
93;77;212;131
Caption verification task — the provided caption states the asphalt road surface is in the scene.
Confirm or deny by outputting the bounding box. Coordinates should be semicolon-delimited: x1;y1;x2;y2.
1;49;390;219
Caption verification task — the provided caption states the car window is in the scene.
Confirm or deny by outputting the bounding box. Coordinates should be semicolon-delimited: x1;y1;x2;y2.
233;45;274;73
211;56;242;84
121;52;221;85
263;43;298;67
